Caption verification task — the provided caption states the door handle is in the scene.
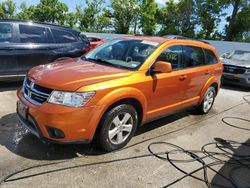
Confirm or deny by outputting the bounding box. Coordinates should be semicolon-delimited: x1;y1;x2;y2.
179;75;187;81
205;70;211;75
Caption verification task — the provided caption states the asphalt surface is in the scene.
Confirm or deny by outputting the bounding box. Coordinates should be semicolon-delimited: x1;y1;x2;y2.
0;82;249;188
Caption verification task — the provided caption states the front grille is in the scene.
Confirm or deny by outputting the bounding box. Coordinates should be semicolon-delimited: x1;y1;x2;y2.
23;77;53;105
223;65;246;74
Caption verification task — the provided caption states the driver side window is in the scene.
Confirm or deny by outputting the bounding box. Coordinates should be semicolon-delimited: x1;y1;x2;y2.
156;45;183;70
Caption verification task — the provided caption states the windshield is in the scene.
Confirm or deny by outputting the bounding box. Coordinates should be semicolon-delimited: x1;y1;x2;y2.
83;38;159;70
229;51;250;61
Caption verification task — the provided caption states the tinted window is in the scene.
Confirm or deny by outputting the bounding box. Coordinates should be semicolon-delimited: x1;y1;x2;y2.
156;45;183;70
0;23;13;43
19;24;48;43
51;29;77;43
183;46;205;68
204;49;218;64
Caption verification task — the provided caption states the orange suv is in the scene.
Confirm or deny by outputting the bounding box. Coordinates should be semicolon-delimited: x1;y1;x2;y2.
17;36;223;151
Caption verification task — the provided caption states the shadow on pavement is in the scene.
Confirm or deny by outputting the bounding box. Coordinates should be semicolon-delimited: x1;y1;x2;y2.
210;138;250;188
0;110;190;161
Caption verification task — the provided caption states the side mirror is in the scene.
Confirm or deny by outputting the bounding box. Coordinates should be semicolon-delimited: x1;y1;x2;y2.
153;61;172;74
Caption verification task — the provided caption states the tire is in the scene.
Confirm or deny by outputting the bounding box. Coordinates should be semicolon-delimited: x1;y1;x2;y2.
196;87;216;114
97;104;138;151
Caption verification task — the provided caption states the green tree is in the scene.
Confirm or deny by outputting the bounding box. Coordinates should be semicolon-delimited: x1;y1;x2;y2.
0;0;16;19
219;0;249;41
34;0;69;24
65;12;77;28
231;5;250;41
196;0;222;39
139;0;158;35
157;0;196;37
76;0;106;32
17;2;36;20
95;9;112;32
111;0;137;34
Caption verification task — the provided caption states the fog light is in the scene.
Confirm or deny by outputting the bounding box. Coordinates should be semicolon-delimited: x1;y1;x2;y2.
46;126;65;139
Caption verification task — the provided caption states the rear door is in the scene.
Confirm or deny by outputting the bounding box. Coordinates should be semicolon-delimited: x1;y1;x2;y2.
0;22;18;78
16;23;56;75
180;45;212;105
50;28;87;57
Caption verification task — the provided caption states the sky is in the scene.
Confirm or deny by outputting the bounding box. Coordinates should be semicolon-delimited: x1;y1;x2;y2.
3;0;232;33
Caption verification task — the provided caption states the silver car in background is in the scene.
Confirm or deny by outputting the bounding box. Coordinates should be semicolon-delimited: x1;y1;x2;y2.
221;50;250;88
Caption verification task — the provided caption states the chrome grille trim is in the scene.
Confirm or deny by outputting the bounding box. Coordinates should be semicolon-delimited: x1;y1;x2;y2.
23;77;53;105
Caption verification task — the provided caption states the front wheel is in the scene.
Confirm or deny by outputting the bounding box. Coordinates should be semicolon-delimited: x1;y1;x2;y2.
196;87;216;114
97;104;138;151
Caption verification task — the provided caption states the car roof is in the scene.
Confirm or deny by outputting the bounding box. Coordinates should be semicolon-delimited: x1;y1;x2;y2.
119;36;215;50
0;19;74;30
121;36;168;44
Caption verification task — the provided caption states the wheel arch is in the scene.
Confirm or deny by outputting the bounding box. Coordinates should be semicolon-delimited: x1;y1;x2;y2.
92;88;147;140
199;76;220;103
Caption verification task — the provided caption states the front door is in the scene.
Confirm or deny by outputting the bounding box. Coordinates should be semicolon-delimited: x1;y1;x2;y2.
147;45;188;119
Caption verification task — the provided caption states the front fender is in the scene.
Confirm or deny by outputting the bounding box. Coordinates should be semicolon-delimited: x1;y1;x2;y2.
96;87;148;120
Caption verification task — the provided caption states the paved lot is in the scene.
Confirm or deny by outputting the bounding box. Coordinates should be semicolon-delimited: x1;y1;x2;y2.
0;82;249;188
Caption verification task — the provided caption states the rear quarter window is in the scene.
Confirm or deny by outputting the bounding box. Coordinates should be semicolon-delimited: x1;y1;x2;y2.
204;49;218;65
51;29;77;43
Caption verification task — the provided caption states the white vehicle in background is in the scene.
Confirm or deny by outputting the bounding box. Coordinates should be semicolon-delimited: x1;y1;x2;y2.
220;52;233;60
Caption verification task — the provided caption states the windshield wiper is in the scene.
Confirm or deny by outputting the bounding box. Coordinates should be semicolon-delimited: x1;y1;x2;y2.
83;57;123;67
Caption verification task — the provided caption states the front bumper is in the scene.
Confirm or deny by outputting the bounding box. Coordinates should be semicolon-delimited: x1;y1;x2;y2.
222;72;250;87
17;88;106;144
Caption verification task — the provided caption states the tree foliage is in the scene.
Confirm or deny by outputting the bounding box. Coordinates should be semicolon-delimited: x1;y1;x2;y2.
0;0;249;41
195;0;221;39
0;0;16;18
139;0;158;35
111;0;137;34
157;0;196;37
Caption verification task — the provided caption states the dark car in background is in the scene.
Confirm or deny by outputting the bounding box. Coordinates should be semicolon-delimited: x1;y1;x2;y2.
222;50;250;88
0;19;90;81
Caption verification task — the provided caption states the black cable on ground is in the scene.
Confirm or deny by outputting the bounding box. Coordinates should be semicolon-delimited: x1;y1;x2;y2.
0;95;249;187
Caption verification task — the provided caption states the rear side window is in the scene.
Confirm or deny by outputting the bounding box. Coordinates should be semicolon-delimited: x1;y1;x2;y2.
204;49;218;64
19;24;48;43
0;23;13;43
51;29;77;43
156;45;183;70
183;46;205;68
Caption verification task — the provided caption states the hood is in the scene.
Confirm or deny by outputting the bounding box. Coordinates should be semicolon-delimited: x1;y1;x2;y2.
28;58;133;91
222;59;250;68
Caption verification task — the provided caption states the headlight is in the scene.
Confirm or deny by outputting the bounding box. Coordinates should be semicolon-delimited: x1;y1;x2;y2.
48;91;95;107
246;69;250;73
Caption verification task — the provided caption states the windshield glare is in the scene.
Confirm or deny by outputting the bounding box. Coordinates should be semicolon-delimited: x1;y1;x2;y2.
84;39;159;69
230;51;250;61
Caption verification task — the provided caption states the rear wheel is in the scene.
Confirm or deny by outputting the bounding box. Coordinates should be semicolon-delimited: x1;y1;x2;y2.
196;87;216;114
97;104;138;151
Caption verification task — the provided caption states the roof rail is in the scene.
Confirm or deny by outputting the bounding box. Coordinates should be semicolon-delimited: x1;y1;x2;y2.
0;19;72;29
163;35;210;44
